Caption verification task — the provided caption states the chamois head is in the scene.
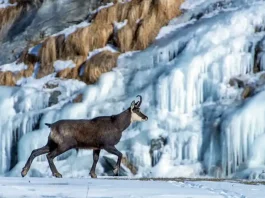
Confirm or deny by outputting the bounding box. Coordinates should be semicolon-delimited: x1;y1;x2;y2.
130;95;148;122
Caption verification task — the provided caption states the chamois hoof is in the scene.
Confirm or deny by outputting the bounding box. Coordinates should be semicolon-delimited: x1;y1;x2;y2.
21;167;28;177
89;172;97;179
53;172;62;178
113;168;119;176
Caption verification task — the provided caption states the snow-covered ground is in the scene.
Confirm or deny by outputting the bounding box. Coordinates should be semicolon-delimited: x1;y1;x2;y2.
0;177;264;198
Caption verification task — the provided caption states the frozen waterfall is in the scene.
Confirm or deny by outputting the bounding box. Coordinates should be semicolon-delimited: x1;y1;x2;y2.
2;0;265;179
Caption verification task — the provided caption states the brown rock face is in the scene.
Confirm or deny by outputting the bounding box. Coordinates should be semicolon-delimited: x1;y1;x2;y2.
241;86;254;99
82;51;120;84
150;136;167;167
73;94;83;103
229;77;245;88
0;0;184;86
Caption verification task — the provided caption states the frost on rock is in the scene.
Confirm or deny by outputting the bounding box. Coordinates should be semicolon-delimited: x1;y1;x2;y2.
2;0;265;179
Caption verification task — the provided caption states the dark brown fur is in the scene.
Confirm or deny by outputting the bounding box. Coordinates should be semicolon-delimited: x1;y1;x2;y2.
21;96;148;178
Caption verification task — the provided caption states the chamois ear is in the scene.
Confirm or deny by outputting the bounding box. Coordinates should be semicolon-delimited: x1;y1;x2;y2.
131;101;135;110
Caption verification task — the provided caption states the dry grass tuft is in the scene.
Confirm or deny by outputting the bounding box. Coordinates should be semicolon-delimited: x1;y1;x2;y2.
96;0;184;52
94;3;119;24
0;6;22;40
57;67;77;79
85;23;114;51
21;63;34;78
64;27;91;57
117;23;137;52
0;71;16;86
82;51;120;84
139;0;153;19
157;0;183;20
71;56;87;67
55;34;66;59
133;0;184;51
133;6;167;50
38;23;113;79
0;61;35;86
56;56;87;80
37;37;57;78
95;0;153;25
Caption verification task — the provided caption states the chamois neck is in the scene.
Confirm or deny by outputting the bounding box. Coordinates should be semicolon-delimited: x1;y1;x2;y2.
113;108;131;132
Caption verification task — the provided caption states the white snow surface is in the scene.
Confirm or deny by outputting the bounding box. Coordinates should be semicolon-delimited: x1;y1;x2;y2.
91;2;114;14
87;45;118;60
2;0;265;180
0;0;14;9
54;60;76;72
114;20;128;31
0;62;28;72
52;21;90;38
0;177;264;198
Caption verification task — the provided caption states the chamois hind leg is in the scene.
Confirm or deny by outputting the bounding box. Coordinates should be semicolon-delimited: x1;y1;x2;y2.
21;144;50;177
46;144;74;178
104;146;122;176
89;149;101;179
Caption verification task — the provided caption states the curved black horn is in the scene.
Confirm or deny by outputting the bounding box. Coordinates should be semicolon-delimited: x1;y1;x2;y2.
136;95;142;107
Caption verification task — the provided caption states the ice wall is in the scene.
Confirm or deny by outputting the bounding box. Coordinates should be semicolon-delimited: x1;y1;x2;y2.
3;0;265;178
221;91;265;177
0;87;49;174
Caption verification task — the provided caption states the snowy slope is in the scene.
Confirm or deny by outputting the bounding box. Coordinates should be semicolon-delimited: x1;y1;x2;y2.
2;0;265;180
0;177;264;198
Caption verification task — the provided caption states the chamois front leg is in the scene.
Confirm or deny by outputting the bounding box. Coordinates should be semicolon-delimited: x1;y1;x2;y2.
21;145;50;177
104;146;122;176
89;149;101;178
46;144;72;178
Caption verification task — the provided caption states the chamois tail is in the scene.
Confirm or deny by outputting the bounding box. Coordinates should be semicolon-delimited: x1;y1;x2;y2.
45;123;52;128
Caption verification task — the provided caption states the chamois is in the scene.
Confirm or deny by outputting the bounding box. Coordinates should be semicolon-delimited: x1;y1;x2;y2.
21;95;148;178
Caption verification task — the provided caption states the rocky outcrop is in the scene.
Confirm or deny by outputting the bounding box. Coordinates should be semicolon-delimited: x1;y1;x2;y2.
72;93;83;103
229;72;265;99
81;51;120;84
150;136;167;167
100;156;129;176
0;0;113;65
0;0;185;86
98;0;184;52
254;36;265;73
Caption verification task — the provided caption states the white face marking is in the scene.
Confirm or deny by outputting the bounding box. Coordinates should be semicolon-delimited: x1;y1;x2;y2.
131;111;145;122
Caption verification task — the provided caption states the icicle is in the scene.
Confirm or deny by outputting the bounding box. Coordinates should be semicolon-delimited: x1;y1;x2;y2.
219;91;265;176
0;87;49;174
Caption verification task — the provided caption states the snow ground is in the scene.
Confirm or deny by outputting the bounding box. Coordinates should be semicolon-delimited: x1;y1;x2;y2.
0;177;264;198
